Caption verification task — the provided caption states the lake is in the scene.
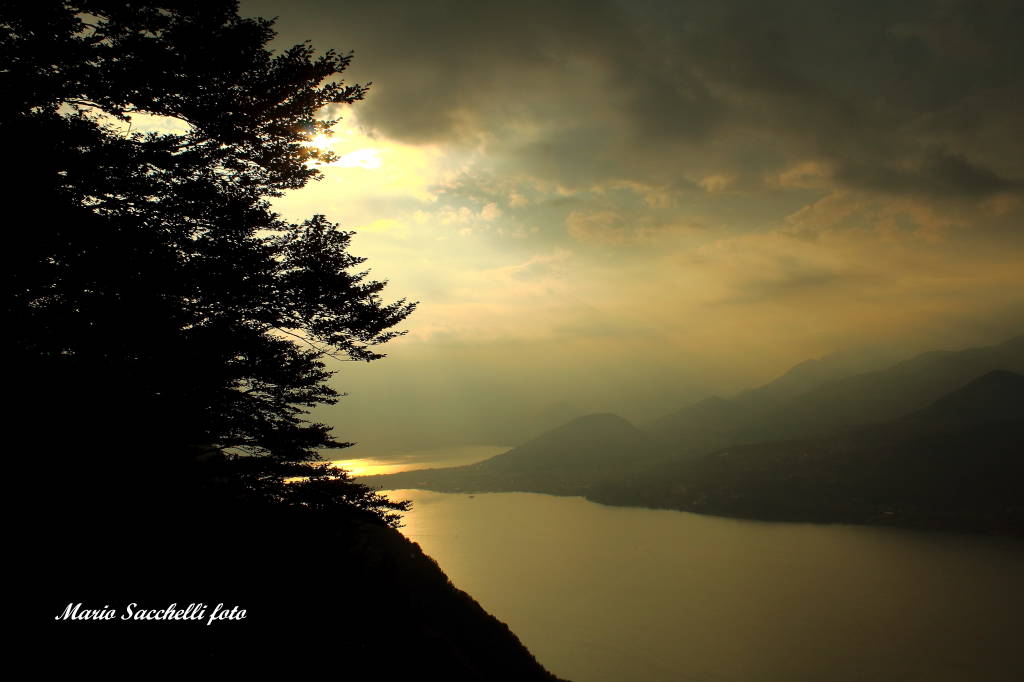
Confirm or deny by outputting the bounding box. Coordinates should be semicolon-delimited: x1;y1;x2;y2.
390;488;1024;682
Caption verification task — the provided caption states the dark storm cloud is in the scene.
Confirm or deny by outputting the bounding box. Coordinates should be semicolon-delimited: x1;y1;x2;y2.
244;0;1024;199
837;151;1016;198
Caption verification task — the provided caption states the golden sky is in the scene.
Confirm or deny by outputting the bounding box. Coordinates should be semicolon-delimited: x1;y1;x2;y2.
239;0;1024;452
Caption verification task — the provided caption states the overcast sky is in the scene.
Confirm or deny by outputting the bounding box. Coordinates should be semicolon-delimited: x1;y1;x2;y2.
239;0;1023;454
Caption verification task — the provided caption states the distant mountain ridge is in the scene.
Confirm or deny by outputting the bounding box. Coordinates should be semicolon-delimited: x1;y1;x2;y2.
906;369;1024;425
644;345;901;453
759;334;1024;440
360;334;1024;535
645;334;1024;452
589;369;1024;534
733;345;903;408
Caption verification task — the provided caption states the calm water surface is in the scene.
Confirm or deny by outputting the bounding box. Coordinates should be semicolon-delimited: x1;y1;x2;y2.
392;489;1024;682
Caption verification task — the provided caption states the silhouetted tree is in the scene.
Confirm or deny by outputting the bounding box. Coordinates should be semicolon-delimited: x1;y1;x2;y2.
2;1;413;525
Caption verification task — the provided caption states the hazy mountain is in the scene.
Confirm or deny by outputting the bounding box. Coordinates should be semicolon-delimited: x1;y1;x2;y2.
359;413;666;495
646;335;1024;452
760;334;1024;441
733;345;902;408
646;345;900;452
900;368;1024;426
475;413;660;473
644;396;753;456
589;370;1024;535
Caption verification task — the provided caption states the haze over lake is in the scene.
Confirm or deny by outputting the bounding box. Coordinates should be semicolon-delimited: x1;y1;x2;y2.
393;489;1024;682
330;444;509;476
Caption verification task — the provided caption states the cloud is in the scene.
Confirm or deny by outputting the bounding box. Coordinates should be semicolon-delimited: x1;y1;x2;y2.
698;174;738;193
566;210;631;245
837;151;1016;198
253;0;1024;197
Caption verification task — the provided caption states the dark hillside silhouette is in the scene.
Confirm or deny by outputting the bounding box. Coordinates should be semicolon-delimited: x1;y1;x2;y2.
4;2;559;674
50;479;562;678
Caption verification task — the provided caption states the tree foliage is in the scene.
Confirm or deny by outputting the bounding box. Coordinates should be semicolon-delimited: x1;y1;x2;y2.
2;1;413;525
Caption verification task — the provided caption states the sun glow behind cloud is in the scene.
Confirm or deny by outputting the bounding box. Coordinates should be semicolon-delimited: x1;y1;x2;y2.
304;132;333;150
303;130;382;168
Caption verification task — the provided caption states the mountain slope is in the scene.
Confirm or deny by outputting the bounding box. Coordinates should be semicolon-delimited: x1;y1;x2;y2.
476;413;660;473
589;371;1024;535
646;335;1024;453
645;345;905;452
906;368;1024;425
761;334;1024;441
733;345;901;408
645;396;753;455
